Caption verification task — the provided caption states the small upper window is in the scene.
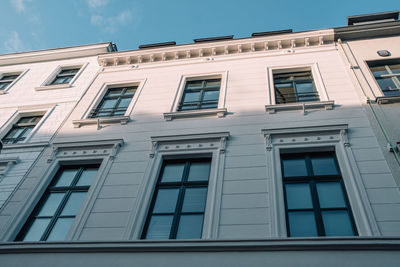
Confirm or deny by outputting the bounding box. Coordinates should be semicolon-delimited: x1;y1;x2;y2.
49;68;80;85
0;73;20;90
368;60;400;97
273;71;319;104
2;116;43;144
89;86;137;118
178;79;221;111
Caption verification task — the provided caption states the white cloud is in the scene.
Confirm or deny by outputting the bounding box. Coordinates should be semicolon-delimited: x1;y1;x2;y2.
88;0;108;9
117;10;132;24
90;14;105;26
4;31;25;52
10;0;32;13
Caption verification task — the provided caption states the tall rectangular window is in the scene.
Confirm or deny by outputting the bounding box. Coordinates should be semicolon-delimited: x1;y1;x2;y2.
178;79;221;111
0;73;20;90
16;165;99;241
281;152;357;237
368;61;400;97
2;116;43;144
49;68;80;85
142;158;211;239
90;86;137;118
274;71;319;104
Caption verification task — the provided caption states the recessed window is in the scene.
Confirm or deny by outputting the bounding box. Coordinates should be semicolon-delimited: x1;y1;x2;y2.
142;158;211;239
281;151;357;237
49;68;80;85
2;116;43;144
89;86;137;118
178;79;221;111
368;60;400;97
274;71;319;104
0;73;20;90
16;165;99;241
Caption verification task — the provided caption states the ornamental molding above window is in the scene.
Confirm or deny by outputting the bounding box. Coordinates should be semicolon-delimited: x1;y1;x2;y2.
149;132;230;158
47;139;124;163
98;30;334;67
262;124;349;151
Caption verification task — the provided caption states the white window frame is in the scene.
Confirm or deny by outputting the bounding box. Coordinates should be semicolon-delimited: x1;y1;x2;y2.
261;124;380;238
72;79;146;128
35;63;88;91
127;132;229;240
2;139;124;241
0;69;27;94
265;63;334;114
163;71;229;120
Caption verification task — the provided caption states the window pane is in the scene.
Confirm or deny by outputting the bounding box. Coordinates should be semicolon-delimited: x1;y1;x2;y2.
288;211;318;237
285;183;313;209
106;88;124;96
161;163;185;182
125;87;137;94
182;188;207;212
186;81;203;89
46;218;74;241
146;215;173;239
100;99;118;109
5;127;24;139
183;91;200;103
117;97;132;108
22;218;51;241
296;82;318;102
153;189;179;213
205;79;221;87
37;193;65;216
370;66;388;76
176;214;204;239
282;158;308;177
76;168;98;186
311;157;338;176
200;103;218;109
203;90;219;101
54;169;78;187
20;127;33;138
60;192;87;216
389;64;400;74
316;182;346;208
322;210;354;236
188;161;210;181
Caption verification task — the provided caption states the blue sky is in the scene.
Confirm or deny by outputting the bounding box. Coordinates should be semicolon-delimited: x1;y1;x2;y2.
1;0;399;54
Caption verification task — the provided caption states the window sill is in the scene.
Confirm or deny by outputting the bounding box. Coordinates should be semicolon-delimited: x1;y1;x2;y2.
376;96;400;104
72;116;130;128
163;108;227;121
35;84;71;91
1;142;49;150
265;100;334;115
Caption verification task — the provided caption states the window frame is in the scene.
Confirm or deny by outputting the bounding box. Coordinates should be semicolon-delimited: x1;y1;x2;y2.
72;80;146;128
266;64;333;114
0;70;27;94
35;63;87;91
261;125;380;238
127;132;229;240
281;151;358;237
367;59;400;99
164;71;228;120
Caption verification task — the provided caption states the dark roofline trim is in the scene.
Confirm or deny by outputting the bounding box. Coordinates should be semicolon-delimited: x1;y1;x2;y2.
252;29;293;37
347;10;399;26
139;41;177;50
194;35;234;43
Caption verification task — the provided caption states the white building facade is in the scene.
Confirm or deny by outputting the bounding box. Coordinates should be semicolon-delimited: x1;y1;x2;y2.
0;15;399;266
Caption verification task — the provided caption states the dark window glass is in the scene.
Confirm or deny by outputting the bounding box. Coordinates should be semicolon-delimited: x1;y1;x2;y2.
90;86;137;118
178;79;221;111
49;68;80;85
369;61;400;97
142;158;211;240
0;74;20;90
281;152;356;237
274;71;319;104
16;165;99;241
2;116;43;144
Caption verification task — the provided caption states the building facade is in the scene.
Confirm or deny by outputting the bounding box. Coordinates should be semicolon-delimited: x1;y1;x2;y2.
0;13;399;267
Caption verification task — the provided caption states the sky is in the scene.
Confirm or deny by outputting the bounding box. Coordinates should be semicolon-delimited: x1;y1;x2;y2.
0;0;399;54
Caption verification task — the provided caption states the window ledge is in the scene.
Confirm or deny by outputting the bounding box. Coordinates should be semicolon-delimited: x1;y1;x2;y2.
376;96;400;104
163;108;227;121
35;84;71;91
265;100;334;114
72;116;130;128
1;142;49;150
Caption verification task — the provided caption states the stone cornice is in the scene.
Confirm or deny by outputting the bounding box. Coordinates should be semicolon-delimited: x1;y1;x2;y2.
0;43;114;66
1;238;400;253
98;30;334;67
